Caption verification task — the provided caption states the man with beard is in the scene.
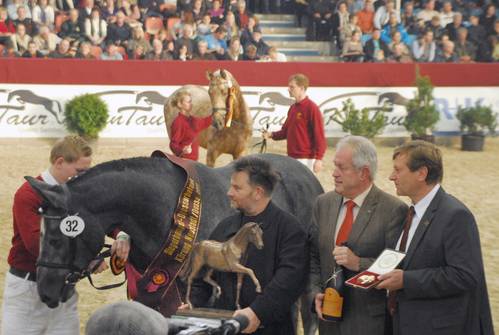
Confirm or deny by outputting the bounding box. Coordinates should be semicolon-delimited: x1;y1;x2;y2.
187;156;308;335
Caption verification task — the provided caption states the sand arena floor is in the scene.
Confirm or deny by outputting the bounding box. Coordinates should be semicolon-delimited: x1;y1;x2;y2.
0;137;497;334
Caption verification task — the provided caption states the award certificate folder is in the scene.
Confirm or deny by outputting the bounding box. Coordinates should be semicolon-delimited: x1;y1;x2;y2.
345;248;405;289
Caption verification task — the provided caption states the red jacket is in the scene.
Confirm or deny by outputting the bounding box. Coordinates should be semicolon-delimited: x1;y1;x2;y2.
169;113;212;161
8;176;43;273
272;97;326;160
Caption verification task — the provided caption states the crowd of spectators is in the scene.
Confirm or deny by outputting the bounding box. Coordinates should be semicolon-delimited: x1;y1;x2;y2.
305;0;498;62
0;0;497;62
0;0;288;61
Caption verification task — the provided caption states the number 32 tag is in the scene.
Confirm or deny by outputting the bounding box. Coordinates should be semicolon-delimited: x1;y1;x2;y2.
60;215;85;238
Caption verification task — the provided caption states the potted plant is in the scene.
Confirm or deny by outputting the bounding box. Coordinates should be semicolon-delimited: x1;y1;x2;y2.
403;68;440;142
456;103;497;151
64;94;109;140
333;98;386;138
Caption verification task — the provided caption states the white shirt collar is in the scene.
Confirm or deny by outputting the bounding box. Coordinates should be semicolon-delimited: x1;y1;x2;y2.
413;184;440;219
41;169;59;186
343;184;373;208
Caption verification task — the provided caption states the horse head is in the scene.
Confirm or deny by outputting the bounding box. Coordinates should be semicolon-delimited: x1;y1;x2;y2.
244;222;264;250
206;69;239;130
25;177;105;309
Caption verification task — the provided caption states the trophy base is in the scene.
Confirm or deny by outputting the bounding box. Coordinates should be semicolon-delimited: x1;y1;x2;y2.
175;307;234;320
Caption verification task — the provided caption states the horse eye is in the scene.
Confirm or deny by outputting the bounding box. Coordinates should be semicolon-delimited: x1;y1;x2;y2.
49;239;62;248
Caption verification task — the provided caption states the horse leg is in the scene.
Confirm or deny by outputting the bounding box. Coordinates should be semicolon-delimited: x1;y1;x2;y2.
185;260;203;309
235;273;244;310
203;268;222;299
233;263;261;293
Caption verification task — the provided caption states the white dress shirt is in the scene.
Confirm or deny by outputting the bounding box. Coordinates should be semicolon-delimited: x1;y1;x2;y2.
334;184;373;242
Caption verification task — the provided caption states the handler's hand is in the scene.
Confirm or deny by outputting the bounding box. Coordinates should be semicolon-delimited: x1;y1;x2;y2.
177;303;189;310
333;246;360;271
112;232;131;262
314;293;326;321
313;159;323;173
376;269;404;291
182;145;192;154
233;307;260;334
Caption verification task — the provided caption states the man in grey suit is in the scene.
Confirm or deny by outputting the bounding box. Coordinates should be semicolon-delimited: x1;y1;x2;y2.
310;135;407;335
378;140;494;335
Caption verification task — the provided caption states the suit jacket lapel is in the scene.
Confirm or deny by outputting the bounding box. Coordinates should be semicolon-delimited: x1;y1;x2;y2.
326;193;343;266
348;186;378;246
403;188;445;268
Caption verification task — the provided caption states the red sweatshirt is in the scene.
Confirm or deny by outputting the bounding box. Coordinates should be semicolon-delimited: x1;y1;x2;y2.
8;176;43;273
272;96;326;160
169;113;212;161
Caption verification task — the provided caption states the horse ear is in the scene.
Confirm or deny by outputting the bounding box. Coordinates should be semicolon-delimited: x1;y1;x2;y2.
206;70;213;81
25;176;67;210
220;69;227;79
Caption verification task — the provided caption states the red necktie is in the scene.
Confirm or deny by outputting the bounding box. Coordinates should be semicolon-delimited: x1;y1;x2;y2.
336;200;356;246
388;206;416;316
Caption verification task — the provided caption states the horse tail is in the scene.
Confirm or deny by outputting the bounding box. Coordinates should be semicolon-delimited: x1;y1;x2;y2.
179;243;197;281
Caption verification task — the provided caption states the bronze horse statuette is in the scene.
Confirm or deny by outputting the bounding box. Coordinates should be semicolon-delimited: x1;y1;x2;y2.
180;222;264;309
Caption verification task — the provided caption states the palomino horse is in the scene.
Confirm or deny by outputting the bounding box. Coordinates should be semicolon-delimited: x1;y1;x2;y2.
163;69;253;167
28;154;323;315
181;222;264;310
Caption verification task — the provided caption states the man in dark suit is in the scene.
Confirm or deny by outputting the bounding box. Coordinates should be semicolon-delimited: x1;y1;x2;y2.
378;140;494;335
310;135;407;335
364;28;391;62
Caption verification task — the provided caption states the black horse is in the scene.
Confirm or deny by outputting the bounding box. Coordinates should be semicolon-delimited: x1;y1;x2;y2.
27;153;324;312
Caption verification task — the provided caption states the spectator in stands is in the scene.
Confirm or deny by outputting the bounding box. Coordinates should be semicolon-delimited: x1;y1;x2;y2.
435;39;458;62
60;9;85;42
223;36;242;60
341;30;363;61
468;14;486;48
160;0;178;22
191;0;206;24
85;7;107;47
387;42;413;62
177;0;194;13
101;0;118;22
239;14;258;46
106;10;131;47
455;27;476;62
0;6;15;46
100;41;123;59
381;13;410;45
7;0;31;21
48;37;73;58
374;0;399;30
33;24;60;54
249;0;270;14
13;6;34;36
342;13;362;43
295;0;308;28
480;4;496;37
439;1;454;28
1;39;18;57
412;29;436;62
203;25;227;53
389;30;410;55
476;35;497;62
54;0;75;12
174;23;196;57
356;0;375;34
242;42;258;60
401;1;417;35
164;39;176;58
372;48;386;62
79;0;94;26
445;12;463;41
10;23;30;52
331;1;350;48
306;0;335;41
197;13;215;37
127;26;151;57
176;43;190;60
128;4;143;27
192;39;216;59
247;27;269;57
22;40;44;57
130;44;145;59
364;28;390;61
209;0;225;25
417;0;439;23
32;0;55;32
146;38;173;59
234;0;251;29
223;10;239;41
264;46;287;61
76;41;96;59
426;15;444;40
263;73;326;172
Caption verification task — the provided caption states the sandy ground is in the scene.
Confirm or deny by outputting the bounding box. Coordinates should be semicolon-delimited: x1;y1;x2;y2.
0;137;498;334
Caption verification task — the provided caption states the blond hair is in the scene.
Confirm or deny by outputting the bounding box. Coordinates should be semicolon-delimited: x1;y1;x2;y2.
171;90;191;108
289;73;309;90
50;135;92;164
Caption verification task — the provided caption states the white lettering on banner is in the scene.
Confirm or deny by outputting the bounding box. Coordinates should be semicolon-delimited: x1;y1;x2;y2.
0;84;498;138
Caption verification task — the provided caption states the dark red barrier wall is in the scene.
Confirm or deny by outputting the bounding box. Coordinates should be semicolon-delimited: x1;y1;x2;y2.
0;59;498;87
